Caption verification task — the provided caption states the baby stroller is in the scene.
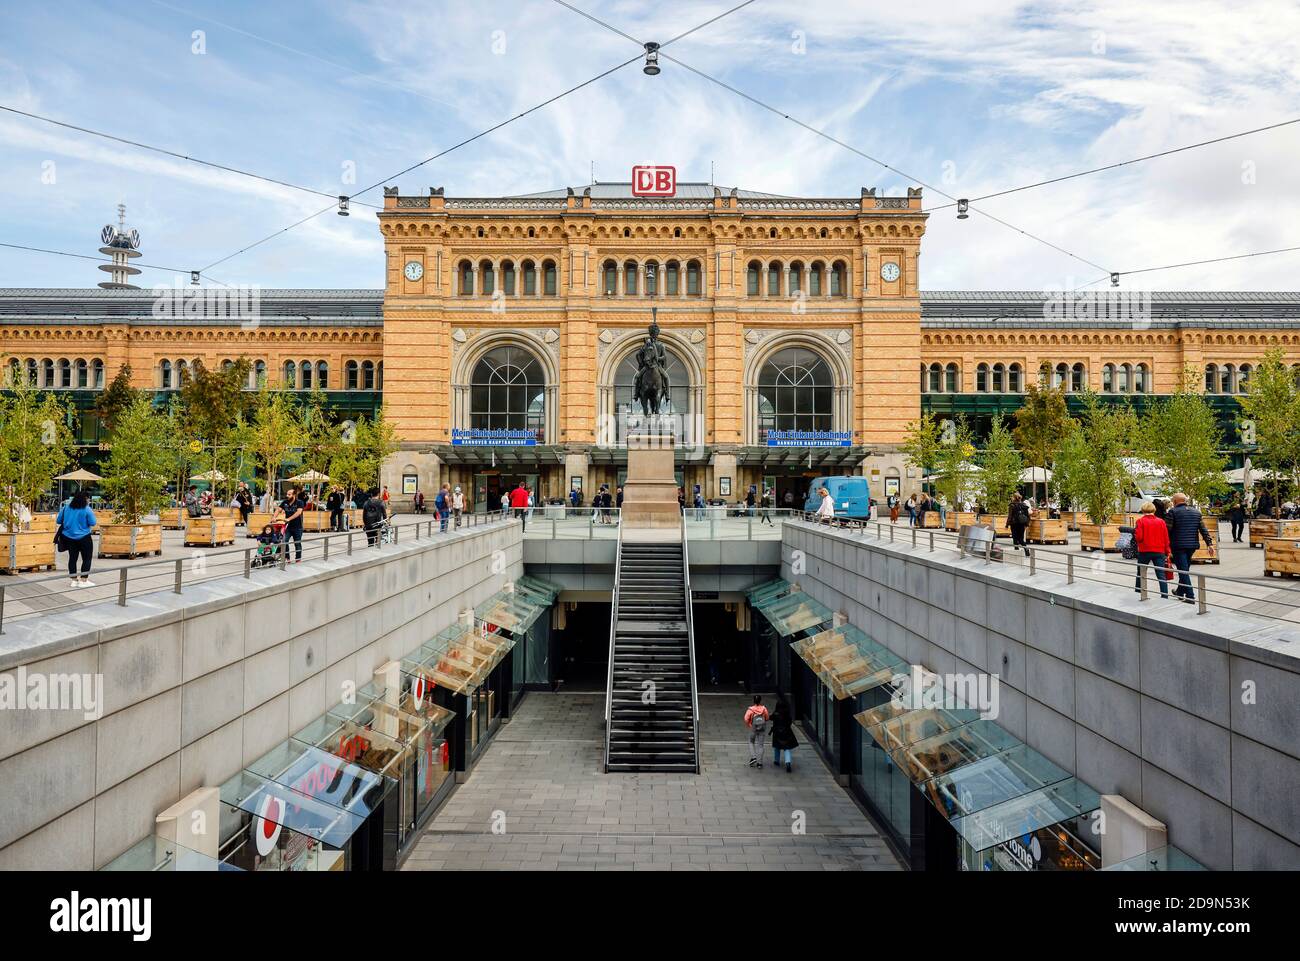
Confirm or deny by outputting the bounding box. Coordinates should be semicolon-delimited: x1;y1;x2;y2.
376;517;396;545
252;525;284;569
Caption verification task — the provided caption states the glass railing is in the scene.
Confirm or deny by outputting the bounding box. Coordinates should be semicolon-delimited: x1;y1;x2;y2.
518;506;803;540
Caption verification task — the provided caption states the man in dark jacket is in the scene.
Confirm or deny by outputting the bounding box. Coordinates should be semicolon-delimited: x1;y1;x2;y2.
1168;493;1215;602
362;486;386;547
326;487;345;531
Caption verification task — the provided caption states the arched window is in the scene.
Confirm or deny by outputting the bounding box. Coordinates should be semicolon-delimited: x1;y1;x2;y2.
1103;364;1115;393
501;260;516;296
1052;363;1067;390
603;260;618;296
543;260;557;295
976;363;989;392
26;358;38;386
1133;363;1149;394
1008;363;1023;393
479;260;495;296
945;363;959;393
5;358;17;388
346;360;359;390
766;262;781;297
992;363;1006;393
459;260;474;295
757;347;834;439
614;346;690;442
623;261;638;296
300;360;313;390
160;359;173;390
1204;364;1218;393
789;262;803;296
645;260;659;296
362;360;375;390
42;358;54;387
926;363;942;393
1238;364;1252;393
1220;364;1234;395
1117;364;1131;393
73;359;88;388
316;361;328;390
809;263;823;296
221;359;234;372
283;360;296;390
1071;363;1086;393
469;345;546;440
92;359;104;389
254;360;266;387
665;261;680;295
747;261;761;296
686;260;701;296
522;260;537;295
831;261;847;296
58;358;72;388
376;362;383;390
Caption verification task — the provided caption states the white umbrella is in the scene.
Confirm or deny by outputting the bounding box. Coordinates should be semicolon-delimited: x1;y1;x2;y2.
55;468;103;482
287;470;330;483
190;469;226;482
1019;466;1052;483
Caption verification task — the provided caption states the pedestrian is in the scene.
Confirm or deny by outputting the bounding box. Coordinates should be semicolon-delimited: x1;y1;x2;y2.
905;494;917;526
889;494;900;524
412;489;426;515
56;490;97;588
381;485;391;513
760;487;774;525
509;480;530;529
745;485;756;517
327;485;345;531
280;485;307;563
815;485;835;523
235;482;253;527
597;484;612;524
744;695;770;767
452;485;465;527
1133;501;1172;598
362;485;386;547
1228;495;1246;543
435;483;451;532
1007;491;1031;555
693;484;704;520
616;485;624;516
569;486;581;510
769;698;798;772
1168;492;1215;603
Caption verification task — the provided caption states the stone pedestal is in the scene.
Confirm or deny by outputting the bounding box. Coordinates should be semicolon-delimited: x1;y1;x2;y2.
622;430;681;529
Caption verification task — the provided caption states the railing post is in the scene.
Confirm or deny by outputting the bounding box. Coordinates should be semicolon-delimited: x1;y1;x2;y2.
911;526;917;548
984;539;992;565
0;584;5;634
173;558;183;594
279;541;287;570
348;531;354;555
929;531;935;552
748;514;754;540
1197;575;1207;614
889;524;895;543
244;549;252;578
1139;561;1147;601
1067;553;1075;584
118;567;128;606
323;536;330;561
1029;547;1036;576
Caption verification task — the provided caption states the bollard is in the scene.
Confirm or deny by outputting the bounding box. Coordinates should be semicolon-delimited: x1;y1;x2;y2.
347;531;353;556
1029;547;1036;576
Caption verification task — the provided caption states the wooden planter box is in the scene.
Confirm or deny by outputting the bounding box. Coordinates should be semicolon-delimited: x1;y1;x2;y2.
184;516;237;547
1080;523;1125;552
978;514;1011;537
1026;518;1069;544
303;510;337;532
210;506;241;523
98;523;163;559
1192;517;1219;565
1264;539;1300;578
944;511;979;532
3;531;56;573
919;510;942;529
1060;510;1084;531
160;507;186;530
245;511;275;537
27;513;57;533
1250;519;1300;549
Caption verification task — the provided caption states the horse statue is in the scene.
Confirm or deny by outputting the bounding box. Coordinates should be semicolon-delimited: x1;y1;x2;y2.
632;318;671;418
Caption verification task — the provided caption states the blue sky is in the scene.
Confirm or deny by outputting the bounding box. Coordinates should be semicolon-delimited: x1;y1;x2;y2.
2;0;1299;291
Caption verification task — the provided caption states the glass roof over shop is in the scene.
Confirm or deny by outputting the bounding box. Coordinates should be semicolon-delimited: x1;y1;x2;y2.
1101;845;1205;871
752;588;833;637
103;835;237;871
401;620;516;695
245;741;389;823
951;778;1101;854
892;718;1021;784
746;578;796;606
790;624;908;699
219;769;368;849
477;577;558;635
923;743;1073;821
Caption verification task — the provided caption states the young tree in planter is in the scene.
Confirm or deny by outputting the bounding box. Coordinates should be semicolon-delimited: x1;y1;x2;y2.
244;384;305;502
181;358;252;501
0;365;75;529
1070;391;1138;525
93;364;135;434
1237;346;1300;515
1051;421;1087;514
100;391;173;524
929;415;978;510
978;417;1024;513
330;408;398;502
899;413;944;495
1137;365;1229;508
1013;382;1071;506
299;388;340;501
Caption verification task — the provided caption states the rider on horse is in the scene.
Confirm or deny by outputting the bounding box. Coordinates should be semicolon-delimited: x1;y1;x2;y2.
632;320;671;415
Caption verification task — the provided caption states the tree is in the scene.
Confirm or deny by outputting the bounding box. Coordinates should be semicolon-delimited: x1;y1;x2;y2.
330;407;398;500
181;358;252;500
244;384;305;500
978;417;1024;512
160;395;198;504
299;388;341;501
929;415;978;509
1237;347;1300;515
93;364;136;434
1068;391;1138;525
99;391;173;524
0;363;75;528
899;413;944;492
1051;421;1088;512
1137;365;1229;508
1013;383;1071;505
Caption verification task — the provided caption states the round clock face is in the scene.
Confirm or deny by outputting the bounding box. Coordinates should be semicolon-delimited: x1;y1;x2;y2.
880;261;900;282
403;260;424;281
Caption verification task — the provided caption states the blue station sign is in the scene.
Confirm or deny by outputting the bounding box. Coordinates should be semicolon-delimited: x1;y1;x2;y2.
451;428;538;447
765;430;852;448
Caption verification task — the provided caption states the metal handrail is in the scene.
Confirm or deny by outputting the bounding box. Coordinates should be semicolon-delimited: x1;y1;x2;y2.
789;512;1300;624
602;512;625;772
680;509;701;774
0;510;512;634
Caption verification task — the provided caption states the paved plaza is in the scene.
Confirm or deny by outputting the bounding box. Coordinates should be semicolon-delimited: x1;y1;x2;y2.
402;692;902;871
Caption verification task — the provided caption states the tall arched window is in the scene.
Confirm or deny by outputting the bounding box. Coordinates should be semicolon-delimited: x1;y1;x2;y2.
1070;363;1086;393
501;260;516;296
42;358;54;387
377;362;383;390
26;358;38;386
543;260;558;295
686;260;701;295
73;358;88;388
945;363;959;393
623;261;638;296
160;359;173;390
926;363;942;393
747;261;760;296
362;360;375;390
1204;364;1218;393
1117;364;1131;393
1238;364;1252;393
58;358;72;388
522;260;537;295
283;360;296;389
809;263;823;296
1008;363;1023;393
346;360;359;390
1052;363;1067;390
766;262;781;296
1103;364;1116;393
603;260;618;295
1133;363;1149;394
92;359;104;389
830;261;847;296
316;361;328;389
470;346;546;440
976;363;989;392
645;260;659;296
757;347;834;440
614;347;690;442
254;360;266;387
300;360;312;390
789;262;803;295
1219;364;1234;395
665;261;680;295
479;260;495;296
459;260;474;295
992;363;1006;393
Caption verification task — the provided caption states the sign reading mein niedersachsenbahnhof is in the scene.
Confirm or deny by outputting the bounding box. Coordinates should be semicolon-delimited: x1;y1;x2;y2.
450;428;539;446
765;430;852;448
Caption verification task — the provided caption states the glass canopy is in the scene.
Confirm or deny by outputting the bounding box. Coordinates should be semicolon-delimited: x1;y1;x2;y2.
401;621;516;695
892;718;1021;785
790;624;908;700
923;742;1073;821
219;769;367;849
951;777;1102;853
746;578;797;606
245;741;389;822
754;590;833;636
1101;845;1206;871
103;834;236;872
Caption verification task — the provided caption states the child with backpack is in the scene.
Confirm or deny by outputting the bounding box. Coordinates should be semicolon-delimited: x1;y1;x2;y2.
744;695;770;768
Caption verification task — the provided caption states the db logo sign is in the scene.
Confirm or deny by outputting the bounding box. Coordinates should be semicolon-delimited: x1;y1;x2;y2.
632;165;676;197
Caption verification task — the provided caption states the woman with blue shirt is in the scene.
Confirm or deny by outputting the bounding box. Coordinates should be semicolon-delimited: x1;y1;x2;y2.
56;491;97;587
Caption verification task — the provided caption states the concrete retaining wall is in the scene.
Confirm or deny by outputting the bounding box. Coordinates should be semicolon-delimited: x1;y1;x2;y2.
783;520;1300;870
0;520;521;869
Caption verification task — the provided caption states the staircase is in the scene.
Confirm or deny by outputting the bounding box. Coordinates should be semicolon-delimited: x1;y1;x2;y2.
604;528;699;773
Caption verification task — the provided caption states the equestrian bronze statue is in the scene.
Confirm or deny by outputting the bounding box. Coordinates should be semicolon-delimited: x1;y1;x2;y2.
632;314;671;418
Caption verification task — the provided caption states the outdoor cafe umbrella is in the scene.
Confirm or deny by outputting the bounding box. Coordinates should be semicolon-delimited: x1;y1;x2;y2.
1019;466;1052;484
189;469;227;482
55;467;103;503
287;470;330;483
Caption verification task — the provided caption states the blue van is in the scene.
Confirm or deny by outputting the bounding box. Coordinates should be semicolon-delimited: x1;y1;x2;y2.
803;476;872;519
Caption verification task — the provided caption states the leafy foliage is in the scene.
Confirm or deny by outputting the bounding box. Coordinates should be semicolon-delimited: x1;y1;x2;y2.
1137;365;1228;507
93;364;136;434
929;414;978;507
242;383;305;498
899;413;944;481
979;417;1024;512
0;364;75;528
99;391;173;524
1237;347;1300;513
1063;391;1138;525
1012;382;1071;504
